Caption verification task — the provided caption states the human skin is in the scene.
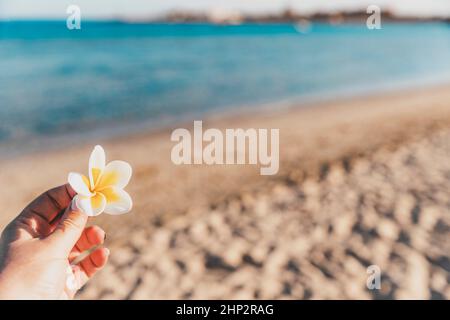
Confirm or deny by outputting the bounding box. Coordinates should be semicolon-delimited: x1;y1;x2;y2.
0;184;109;299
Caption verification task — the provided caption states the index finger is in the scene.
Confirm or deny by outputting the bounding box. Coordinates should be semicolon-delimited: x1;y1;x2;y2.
20;184;77;224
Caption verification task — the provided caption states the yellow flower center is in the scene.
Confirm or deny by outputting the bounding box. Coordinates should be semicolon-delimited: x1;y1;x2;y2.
81;167;121;207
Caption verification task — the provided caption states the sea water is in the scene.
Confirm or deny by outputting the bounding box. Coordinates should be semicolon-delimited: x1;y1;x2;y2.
1;21;450;151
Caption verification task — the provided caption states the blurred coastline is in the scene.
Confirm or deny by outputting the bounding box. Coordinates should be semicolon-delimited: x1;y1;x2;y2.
2;22;450;158
158;7;450;24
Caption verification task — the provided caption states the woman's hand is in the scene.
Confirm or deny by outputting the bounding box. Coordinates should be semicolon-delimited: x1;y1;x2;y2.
0;184;109;299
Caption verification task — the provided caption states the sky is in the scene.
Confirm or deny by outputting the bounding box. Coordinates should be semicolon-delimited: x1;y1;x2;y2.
1;0;450;19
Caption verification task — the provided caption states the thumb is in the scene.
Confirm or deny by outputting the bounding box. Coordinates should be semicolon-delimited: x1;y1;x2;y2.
49;198;88;254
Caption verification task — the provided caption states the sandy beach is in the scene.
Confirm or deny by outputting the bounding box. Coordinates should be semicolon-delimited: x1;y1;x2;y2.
1;85;450;299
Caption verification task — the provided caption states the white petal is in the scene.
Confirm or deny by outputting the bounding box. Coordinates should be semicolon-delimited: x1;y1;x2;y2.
103;188;133;215
97;160;132;190
74;193;106;217
68;172;92;197
89;145;106;187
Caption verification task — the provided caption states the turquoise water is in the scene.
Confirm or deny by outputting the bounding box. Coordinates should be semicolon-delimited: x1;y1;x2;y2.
1;21;450;147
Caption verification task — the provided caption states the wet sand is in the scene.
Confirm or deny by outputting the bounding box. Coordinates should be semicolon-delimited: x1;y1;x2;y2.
1;85;450;299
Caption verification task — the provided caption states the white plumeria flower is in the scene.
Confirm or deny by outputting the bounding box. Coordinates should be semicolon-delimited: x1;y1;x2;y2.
68;145;132;216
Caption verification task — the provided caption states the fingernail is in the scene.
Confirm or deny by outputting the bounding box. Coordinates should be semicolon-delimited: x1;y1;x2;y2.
70;198;79;212
104;248;110;256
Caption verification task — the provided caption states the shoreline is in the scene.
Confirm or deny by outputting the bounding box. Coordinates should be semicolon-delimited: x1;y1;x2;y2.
2;77;450;162
2;84;450;237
